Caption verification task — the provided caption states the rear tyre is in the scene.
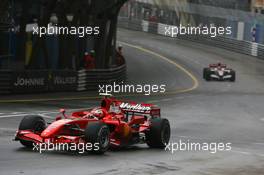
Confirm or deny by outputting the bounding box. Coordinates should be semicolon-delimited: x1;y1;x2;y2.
146;118;171;148
230;71;236;82
18;115;46;147
84;122;110;154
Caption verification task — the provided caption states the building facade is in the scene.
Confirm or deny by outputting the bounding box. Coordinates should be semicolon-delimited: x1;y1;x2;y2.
189;0;251;11
252;0;264;14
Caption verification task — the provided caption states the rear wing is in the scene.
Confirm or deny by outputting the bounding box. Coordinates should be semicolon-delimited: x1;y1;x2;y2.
118;102;160;117
209;64;227;68
101;97;161;117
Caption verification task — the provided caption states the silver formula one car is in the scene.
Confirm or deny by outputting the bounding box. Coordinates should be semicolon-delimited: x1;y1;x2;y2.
203;63;236;82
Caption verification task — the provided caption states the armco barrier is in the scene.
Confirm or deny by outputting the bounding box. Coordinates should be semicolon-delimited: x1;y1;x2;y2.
118;17;264;60
77;65;127;91
0;65;126;94
9;70;78;94
0;70;12;94
177;34;258;56
258;45;264;59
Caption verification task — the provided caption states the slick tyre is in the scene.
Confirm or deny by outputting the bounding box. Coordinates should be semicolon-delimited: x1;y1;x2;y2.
230;71;236;82
203;68;209;79
203;68;211;81
146;118;171;148
84;122;110;154
18;115;46;148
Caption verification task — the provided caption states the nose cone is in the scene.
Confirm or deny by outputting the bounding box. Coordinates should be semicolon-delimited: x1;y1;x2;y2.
218;71;224;76
41;128;55;138
41;119;71;138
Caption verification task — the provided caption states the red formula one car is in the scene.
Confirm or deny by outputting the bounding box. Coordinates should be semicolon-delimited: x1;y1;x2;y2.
14;97;171;154
203;63;236;82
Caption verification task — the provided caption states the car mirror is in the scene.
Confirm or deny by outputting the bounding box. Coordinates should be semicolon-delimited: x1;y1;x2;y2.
60;109;66;118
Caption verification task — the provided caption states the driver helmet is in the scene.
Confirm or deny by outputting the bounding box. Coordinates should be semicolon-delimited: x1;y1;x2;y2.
109;102;120;113
90;108;104;119
90;50;95;57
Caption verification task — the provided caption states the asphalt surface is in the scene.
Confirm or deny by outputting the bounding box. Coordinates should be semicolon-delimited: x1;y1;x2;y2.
0;28;264;175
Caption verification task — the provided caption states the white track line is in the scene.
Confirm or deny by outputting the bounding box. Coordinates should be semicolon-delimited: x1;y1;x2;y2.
11;112;28;114
0;107;92;119
0;114;28;118
254;142;264;146
0;127;16;131
231;150;251;155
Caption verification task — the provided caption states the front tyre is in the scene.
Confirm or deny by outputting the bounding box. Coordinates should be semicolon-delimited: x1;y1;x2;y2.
18;115;46;147
203;68;209;79
230;71;236;82
205;70;211;81
84;122;110;154
146;118;171;148
203;68;211;81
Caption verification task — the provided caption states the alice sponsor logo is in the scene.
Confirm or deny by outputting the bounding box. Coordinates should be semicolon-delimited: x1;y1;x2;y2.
14;77;45;86
53;76;76;85
119;102;151;112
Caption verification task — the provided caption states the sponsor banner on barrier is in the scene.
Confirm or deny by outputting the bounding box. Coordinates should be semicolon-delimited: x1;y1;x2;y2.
11;71;78;93
1;64;126;94
12;71;49;93
50;71;77;91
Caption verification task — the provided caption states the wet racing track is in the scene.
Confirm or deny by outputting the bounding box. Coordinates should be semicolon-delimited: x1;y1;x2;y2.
0;28;264;175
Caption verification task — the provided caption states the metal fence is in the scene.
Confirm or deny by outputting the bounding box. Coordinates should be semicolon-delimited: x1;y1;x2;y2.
118;17;264;60
77;65;127;91
120;0;264;43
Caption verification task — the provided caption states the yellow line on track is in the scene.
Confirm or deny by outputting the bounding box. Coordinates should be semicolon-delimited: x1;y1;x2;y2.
120;42;199;95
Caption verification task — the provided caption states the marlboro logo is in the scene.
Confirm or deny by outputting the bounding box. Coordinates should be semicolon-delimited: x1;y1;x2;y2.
119;102;151;112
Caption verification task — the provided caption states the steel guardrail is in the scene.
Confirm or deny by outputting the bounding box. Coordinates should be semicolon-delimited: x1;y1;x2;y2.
0;64;126;94
118;17;264;60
